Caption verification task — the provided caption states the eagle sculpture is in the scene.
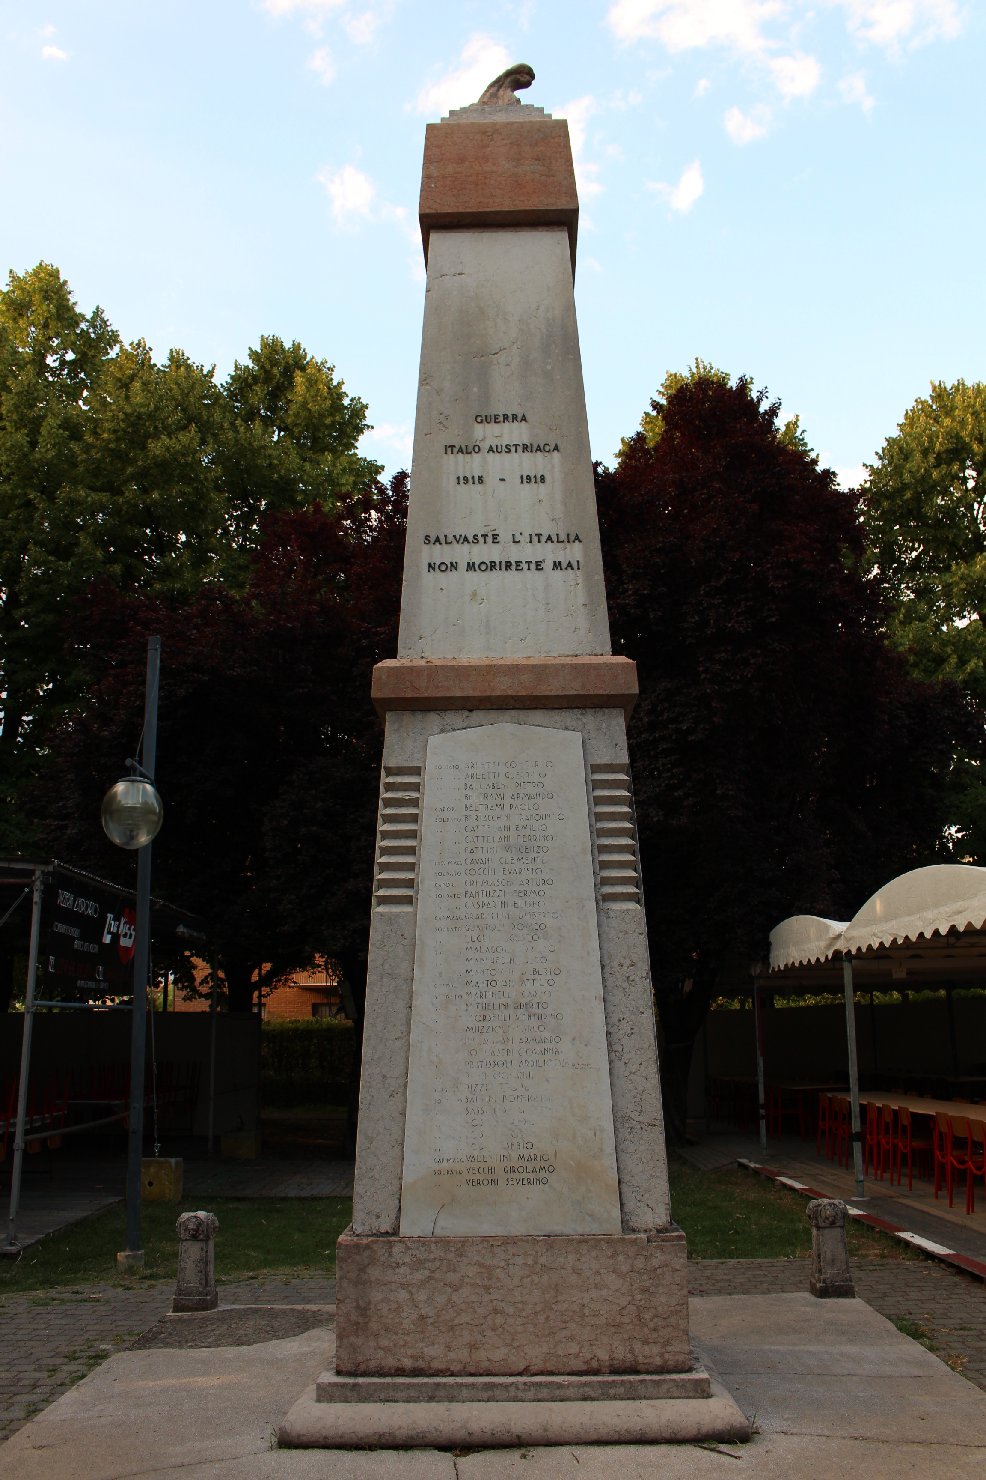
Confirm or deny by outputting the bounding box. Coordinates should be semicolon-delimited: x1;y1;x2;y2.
476;63;535;106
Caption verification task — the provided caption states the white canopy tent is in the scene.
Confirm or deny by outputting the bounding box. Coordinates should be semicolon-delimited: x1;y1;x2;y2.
764;865;986;1196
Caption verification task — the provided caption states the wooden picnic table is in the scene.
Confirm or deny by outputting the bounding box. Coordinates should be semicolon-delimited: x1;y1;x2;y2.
852;1090;986;1121
768;1081;846;1139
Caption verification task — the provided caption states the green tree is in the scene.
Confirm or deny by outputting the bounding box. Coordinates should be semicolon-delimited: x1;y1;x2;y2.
600;374;967;1138
220;335;381;572
0;265;117;786
862;379;986;852
619;359;812;460
0;264;380;848
35;481;408;1014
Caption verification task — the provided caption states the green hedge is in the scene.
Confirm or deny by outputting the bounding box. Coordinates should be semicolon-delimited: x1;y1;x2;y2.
261;1019;356;1106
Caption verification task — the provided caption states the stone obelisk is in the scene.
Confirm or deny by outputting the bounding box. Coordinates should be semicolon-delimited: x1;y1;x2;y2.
280;66;748;1449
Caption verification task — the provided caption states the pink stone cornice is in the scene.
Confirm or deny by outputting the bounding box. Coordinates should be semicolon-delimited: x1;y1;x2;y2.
371;656;638;719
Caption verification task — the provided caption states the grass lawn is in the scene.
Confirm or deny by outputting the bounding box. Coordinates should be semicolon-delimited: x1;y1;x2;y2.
0;1158;908;1295
0;1197;352;1295
669;1157;913;1261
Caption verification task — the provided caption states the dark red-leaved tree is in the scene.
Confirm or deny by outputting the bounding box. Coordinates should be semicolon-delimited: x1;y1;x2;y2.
597;377;975;1139
35;476;408;1015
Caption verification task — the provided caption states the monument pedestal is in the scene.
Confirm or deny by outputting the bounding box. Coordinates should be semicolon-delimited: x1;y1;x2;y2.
280;66;749;1450
333;1229;690;1375
280;1352;749;1449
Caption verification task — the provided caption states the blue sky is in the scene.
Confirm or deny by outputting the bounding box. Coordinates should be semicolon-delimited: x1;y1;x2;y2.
1;1;981;487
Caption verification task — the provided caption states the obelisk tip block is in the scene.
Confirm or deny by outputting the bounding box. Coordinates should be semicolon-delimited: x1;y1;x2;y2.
419;118;578;267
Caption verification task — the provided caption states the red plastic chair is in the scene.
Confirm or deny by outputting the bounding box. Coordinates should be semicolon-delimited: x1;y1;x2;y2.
816;1093;833;1158
864;1101;881;1178
894;1106;933;1190
876;1104;895;1180
934;1112;952;1202
967;1119;986;1215
834;1095;852;1167
944;1115;973;1210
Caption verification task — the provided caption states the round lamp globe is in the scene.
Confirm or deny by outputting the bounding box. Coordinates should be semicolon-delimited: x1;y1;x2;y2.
101;779;164;850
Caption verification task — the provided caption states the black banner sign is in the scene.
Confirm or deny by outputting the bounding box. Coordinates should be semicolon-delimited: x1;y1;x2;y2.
39;871;137;999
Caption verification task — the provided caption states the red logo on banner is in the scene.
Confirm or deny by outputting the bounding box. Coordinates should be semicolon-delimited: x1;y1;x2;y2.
117;908;136;963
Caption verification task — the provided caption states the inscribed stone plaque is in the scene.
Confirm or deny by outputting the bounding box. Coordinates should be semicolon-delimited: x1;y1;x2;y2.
397;228;611;661
400;722;621;1236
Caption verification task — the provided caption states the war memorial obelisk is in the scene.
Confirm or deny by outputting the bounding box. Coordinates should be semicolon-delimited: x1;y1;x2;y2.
280;66;748;1449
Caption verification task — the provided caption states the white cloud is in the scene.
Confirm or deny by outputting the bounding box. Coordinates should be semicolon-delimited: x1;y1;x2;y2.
610;0;964;55
262;0;394;51
769;51;822;98
315;162;376;225
607;0;783;53
607;2;825;107
828;0;964;50
838;70;876;110
724;103;771;143
608;88;644;109
306;45;335;83
649;159;704;213
381;201;420;250
344;9;382;43
368;421;414;459
835;462;867;489
560;95;604;200
315;162;418;261
414;34;512;116
41;42;68;61
261;0;345;15
671;159;704;211
40;23;56;36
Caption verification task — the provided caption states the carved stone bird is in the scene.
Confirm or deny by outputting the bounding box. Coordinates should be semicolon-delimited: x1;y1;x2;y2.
476;63;535;106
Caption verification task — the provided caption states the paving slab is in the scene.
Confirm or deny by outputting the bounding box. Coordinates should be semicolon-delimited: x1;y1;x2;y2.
2;1293;985;1478
0;1329;330;1480
454;1435;986;1478
692;1293;986;1448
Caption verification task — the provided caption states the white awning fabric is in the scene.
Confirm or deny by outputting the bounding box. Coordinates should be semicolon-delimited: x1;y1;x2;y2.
767;914;848;969
769;864;986;972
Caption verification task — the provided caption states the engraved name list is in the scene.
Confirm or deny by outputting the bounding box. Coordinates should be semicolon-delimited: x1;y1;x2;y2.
400;724;621;1237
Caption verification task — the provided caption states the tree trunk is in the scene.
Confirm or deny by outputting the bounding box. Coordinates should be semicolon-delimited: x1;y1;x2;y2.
221;953;258;1014
654;955;718;1146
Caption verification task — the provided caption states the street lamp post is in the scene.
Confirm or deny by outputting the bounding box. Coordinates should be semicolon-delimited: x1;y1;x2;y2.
101;636;163;1270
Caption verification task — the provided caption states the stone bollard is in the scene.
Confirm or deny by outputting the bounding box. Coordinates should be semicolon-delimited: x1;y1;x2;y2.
806;1198;855;1299
173;1211;219;1312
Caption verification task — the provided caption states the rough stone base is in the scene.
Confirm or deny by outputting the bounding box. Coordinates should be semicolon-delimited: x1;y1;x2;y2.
278;1380;751;1449
171;1291;219;1313
334;1228;691;1376
317;1367;711;1404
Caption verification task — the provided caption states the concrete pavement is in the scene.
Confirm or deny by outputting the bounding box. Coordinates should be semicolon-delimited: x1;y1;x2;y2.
2;1292;986;1478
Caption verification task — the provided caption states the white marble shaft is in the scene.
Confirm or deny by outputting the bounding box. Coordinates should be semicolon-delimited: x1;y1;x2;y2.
397;227;611;661
352;125;674;1252
400;722;620;1236
353;706;671;1238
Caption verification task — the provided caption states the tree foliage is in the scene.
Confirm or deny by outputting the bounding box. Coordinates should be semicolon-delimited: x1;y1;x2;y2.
599;375;968;1135
34;480;407;1012
620;360;813;461
862;379;986;853
0;264;380;846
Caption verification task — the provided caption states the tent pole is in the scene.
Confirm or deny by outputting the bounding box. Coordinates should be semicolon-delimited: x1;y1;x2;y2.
754;978;767;1153
946;984;959;1076
842;951;865;1199
3;867;45;1253
207;961;218;1156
